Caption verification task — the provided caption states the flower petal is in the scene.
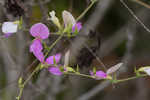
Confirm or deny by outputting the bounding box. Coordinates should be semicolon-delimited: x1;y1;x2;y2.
30;39;44;62
33;51;45;63
90;70;107;80
48;66;62;76
30;39;43;53
62;10;76;28
2;22;18;33
46;53;61;65
72;22;82;32
49;11;61;29
30;23;50;39
95;70;107;79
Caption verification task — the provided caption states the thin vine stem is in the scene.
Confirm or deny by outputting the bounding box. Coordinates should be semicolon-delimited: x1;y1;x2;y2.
76;0;97;21
16;64;41;100
45;32;65;57
113;74;147;83
67;72;94;78
120;0;150;33
16;87;23;100
132;0;150;9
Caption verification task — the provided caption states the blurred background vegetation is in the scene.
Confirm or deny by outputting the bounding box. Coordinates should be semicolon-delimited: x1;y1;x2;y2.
0;0;150;100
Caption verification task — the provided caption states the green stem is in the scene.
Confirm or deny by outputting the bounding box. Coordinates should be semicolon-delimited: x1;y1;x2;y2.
16;65;41;100
45;32;65;57
23;65;40;86
76;0;97;21
132;0;150;9
67;72;94;78
113;74;147;83
16;87;23;100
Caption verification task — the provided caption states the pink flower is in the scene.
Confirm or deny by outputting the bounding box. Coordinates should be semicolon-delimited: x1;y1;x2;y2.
95;71;107;79
30;39;44;62
48;66;62;76
46;54;63;76
30;23;50;39
45;53;61;65
33;51;44;63
72;22;82;33
30;39;43;52
90;70;107;80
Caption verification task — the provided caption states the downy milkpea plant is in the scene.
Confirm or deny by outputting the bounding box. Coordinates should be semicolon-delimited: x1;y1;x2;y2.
1;0;150;100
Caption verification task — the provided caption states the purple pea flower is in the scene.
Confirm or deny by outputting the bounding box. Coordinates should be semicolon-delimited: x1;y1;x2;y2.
33;51;45;63
90;70;107;80
30;39;43;52
30;23;50;39
30;39;44;63
48;66;63;76
46;53;61;65
72;22;82;33
95;71;107;79
46;54;63;76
